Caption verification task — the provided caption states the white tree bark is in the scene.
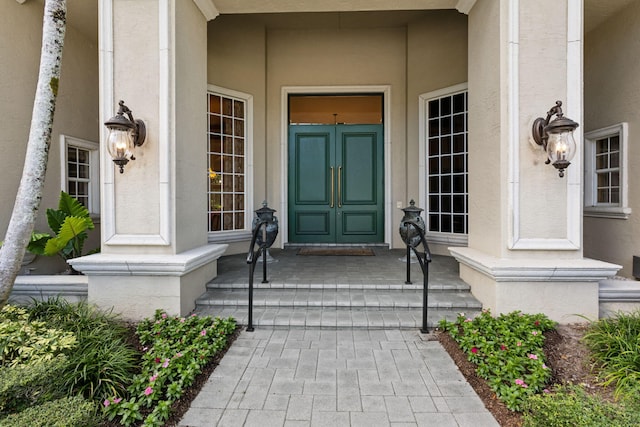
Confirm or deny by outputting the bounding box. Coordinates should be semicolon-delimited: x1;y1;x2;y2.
0;0;66;307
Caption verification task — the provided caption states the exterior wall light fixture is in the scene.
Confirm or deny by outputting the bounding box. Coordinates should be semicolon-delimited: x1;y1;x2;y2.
104;100;146;173
531;100;579;178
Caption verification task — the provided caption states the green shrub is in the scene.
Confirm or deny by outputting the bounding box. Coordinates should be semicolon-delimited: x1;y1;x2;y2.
0;395;97;427
105;311;236;426
439;310;556;411
26;298;139;402
0;305;76;367
582;310;640;398
0;355;68;414
523;384;640;427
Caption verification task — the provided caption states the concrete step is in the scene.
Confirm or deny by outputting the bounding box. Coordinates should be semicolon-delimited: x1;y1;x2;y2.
205;281;471;292
196;288;481;310
192;306;474;329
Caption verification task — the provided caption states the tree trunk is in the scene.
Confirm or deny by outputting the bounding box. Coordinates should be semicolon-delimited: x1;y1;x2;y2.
0;0;67;307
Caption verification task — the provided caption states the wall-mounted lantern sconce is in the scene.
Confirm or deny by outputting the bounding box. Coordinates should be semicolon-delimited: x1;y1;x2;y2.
104;100;146;173
531;100;579;178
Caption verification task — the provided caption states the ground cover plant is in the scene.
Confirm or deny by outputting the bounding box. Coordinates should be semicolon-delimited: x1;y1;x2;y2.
0;300;236;426
439;310;556;411
103;310;236;426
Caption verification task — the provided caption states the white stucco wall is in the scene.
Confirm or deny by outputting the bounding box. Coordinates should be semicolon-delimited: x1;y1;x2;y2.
0;1;99;274
584;1;640;278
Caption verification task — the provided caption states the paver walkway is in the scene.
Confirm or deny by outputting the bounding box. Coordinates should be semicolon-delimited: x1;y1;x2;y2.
179;328;499;427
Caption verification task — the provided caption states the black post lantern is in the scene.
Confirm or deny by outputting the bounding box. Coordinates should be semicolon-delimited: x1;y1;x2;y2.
399;200;426;248
252;201;279;250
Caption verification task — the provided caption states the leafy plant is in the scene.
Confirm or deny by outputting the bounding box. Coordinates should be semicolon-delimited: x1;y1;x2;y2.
104;311;236;426
27;298;139;402
0;305;76;367
582;310;640;399
523;384;640;427
439;310;556;411
0;355;68;414
26;191;96;262
0;395;97;427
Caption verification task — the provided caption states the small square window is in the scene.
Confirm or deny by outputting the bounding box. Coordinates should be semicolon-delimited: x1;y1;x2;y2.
61;136;99;215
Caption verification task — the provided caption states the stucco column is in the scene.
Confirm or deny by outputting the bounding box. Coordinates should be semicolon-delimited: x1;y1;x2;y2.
69;0;226;320
450;0;619;322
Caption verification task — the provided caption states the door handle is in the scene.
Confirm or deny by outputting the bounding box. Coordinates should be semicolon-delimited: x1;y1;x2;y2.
338;166;342;208
330;167;334;208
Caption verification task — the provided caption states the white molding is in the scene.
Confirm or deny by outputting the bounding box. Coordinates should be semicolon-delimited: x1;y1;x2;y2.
192;0;219;21
455;0;477;14
206;84;254;233
418;82;468;232
450;247;621;282
69;244;228;276
280;85;392;248
509;0;583;250
426;232;468;247
99;0;172;247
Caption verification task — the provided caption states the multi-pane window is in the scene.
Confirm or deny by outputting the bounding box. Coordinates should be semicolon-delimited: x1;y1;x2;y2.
207;90;247;232
426;90;468;235
60;136;99;215
584;123;631;219
594;135;620;205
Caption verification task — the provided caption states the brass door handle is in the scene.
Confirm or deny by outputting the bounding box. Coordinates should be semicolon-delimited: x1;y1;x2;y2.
330;167;335;208
338;166;342;208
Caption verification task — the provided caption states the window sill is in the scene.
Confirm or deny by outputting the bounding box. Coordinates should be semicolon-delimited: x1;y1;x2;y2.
425;232;468;247
584;207;632;220
208;230;252;243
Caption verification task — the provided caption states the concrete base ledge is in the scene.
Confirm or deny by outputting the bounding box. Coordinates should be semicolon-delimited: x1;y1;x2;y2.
10;275;88;304
68;244;228;276
599;278;640;301
449;247;621;282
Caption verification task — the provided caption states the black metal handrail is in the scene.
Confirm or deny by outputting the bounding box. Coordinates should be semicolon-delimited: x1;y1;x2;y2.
403;220;432;333
245;219;270;332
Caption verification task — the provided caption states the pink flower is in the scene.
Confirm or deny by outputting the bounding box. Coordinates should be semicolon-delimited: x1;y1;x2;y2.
191;314;197;317
515;379;524;385
161;313;167;319
528;354;538;360
543;389;551;394
180;318;185;323
500;344;507;351
532;330;539;336
174;352;183;358
464;318;472;323
103;399;110;407
471;347;478;354
144;387;153;396
150;374;158;382
542;363;548;370
516;341;522;347
534;320;540;326
162;358;170;368
155;357;161;364
200;329;207;336
113;397;122;404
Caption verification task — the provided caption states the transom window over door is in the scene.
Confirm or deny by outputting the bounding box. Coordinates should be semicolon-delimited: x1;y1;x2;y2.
207;86;253;239
421;85;468;245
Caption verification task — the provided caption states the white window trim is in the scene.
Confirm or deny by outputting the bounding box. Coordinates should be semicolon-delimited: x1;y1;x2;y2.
419;82;469;247
584;123;631;220
206;84;254;243
59;135;100;217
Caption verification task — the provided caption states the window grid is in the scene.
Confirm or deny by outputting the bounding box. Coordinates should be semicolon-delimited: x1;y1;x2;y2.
207;92;246;232
595;135;620;205
67;145;91;209
426;91;468;234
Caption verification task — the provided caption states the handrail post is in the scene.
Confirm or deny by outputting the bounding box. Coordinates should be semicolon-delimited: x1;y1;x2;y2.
405;244;412;284
246;220;268;332
402;220;432;333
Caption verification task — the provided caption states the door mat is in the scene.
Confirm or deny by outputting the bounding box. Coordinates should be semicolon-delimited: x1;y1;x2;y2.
297;248;375;256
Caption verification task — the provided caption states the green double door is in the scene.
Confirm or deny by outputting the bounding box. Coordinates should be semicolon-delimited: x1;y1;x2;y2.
288;124;384;243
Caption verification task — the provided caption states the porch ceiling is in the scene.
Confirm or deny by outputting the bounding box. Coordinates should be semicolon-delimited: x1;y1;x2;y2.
210;0;459;14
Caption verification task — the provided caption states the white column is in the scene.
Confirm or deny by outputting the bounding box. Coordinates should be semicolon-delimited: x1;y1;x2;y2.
450;0;619;322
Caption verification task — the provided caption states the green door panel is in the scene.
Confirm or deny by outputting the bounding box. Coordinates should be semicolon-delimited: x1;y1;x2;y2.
289;124;383;243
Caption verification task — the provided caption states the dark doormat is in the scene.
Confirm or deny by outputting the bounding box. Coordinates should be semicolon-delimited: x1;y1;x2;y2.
297;248;375;256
